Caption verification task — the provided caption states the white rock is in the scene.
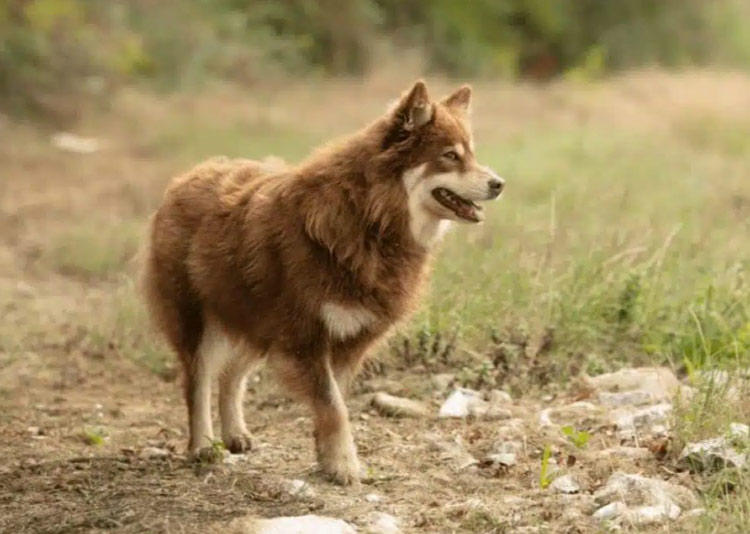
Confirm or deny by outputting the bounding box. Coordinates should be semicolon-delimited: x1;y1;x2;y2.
51;132;101;154
241;515;357;534
485;453;517;467
583;367;679;401
538;409;554;428
439;389;487;418
141;446;170;458
592;472;697;525
549;474;581;494
281;479;316;498
681;508;706;519
729;422;750;438
598;389;654;407
372;392;429;418
680;437;748;471
493;440;523;454
623;504;681;525
547;402;599;424
612;403;672;438
366;512;401;534
223;453;247;465
364;493;382;503
593;501;627;520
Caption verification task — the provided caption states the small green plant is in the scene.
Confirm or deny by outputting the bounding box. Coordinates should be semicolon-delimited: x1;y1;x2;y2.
539;444;553;489
80;426;107;446
561;425;591;449
193;439;226;465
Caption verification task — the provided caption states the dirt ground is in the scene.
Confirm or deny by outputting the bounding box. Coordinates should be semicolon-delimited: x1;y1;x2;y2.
0;80;733;534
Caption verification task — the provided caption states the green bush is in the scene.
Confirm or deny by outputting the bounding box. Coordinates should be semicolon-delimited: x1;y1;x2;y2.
2;0;750;117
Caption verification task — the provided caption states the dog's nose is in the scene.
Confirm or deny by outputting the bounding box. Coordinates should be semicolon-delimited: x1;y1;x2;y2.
488;178;504;197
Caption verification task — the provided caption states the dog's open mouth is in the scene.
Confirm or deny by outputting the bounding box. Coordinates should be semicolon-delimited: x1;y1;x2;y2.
432;188;483;222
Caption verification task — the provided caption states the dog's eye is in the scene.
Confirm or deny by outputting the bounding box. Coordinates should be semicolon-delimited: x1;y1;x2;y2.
443;151;460;162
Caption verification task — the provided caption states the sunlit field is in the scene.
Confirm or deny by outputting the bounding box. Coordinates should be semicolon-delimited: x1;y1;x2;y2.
2;70;750;533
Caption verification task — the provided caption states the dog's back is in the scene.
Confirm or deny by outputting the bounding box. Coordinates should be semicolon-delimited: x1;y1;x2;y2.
142;156;281;355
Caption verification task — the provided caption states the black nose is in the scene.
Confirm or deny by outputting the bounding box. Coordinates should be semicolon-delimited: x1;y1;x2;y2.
488;178;504;196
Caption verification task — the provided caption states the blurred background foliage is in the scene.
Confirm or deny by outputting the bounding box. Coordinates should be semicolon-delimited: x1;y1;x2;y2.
2;0;750;118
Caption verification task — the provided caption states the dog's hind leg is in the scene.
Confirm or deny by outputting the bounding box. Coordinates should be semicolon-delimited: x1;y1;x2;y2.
270;353;360;485
185;349;214;455
219;346;257;453
156;294;214;456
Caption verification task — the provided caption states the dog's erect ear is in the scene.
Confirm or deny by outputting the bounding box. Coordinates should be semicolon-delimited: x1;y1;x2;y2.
442;84;472;113
393;80;433;130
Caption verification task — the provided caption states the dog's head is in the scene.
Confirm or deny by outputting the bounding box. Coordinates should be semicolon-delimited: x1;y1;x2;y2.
383;80;504;228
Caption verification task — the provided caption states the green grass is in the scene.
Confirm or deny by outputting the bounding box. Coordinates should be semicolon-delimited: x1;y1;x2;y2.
86;278;173;379
45;221;143;280
403;122;750;380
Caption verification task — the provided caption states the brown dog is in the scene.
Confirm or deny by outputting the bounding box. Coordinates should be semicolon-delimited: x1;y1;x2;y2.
141;80;504;484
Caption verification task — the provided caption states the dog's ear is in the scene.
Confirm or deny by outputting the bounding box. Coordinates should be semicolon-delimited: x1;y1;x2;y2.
392;80;433;130
442;84;472;113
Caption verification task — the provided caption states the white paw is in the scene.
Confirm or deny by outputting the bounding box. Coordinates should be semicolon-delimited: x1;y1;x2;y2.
317;433;361;486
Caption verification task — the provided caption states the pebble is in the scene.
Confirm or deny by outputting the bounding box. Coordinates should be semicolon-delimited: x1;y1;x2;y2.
237;515;356;534
141;446;170;458
549;474;581;494
484;452;517;467
364;493;382;503
439;389;486;418
366;512;402;534
281;479;316;498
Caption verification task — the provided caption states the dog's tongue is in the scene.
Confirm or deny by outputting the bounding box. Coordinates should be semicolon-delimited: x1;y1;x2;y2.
456;202;477;221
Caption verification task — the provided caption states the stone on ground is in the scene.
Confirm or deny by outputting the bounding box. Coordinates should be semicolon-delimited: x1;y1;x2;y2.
372;392;430;418
427;433;478;470
581;367;679;402
549;474;581;494
611;403;672;439
438;388;510;419
230;515;357;534
366;512;401;534
680;423;749;472
592;472;697;526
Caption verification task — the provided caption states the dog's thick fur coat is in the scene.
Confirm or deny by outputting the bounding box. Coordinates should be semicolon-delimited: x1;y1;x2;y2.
142;81;503;484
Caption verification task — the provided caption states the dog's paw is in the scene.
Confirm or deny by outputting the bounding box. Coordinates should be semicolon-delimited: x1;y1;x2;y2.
320;454;361;486
317;436;361;486
223;433;255;454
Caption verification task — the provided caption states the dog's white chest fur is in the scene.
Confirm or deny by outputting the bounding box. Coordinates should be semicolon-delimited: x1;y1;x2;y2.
320;302;376;339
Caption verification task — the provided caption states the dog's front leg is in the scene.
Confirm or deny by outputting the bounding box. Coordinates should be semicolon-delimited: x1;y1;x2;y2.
310;359;360;485
271;351;361;485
